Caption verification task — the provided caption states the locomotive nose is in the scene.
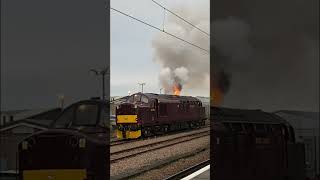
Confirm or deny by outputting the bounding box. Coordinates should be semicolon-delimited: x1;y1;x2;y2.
19;130;88;170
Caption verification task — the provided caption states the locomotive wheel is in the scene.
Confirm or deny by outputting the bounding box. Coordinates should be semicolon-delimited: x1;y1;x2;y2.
163;125;169;132
142;127;152;137
196;122;200;128
189;122;194;129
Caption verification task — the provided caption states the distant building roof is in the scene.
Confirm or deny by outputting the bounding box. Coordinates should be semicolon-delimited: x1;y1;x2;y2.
1;108;61;120
111;96;129;104
0;108;62;131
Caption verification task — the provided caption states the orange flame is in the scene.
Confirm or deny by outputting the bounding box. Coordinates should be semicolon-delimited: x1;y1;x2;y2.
211;87;223;106
173;84;181;96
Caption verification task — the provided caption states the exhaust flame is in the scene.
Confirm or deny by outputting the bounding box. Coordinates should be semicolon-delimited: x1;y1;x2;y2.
211;87;223;106
173;83;182;96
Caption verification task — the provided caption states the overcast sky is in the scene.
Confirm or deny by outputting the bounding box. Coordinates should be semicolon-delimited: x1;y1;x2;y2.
110;0;162;96
1;0;108;110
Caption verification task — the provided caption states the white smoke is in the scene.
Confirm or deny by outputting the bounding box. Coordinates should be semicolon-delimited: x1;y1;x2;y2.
152;0;209;96
174;67;189;83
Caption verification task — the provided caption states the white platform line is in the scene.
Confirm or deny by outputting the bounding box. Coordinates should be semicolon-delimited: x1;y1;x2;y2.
180;165;210;180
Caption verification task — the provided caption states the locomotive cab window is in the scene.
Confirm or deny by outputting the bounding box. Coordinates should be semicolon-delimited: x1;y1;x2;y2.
127;96;134;103
74;104;99;126
53;106;75;128
134;94;141;103
141;95;149;103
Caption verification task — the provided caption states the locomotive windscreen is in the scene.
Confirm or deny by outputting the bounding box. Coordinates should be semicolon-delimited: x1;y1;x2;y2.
53;102;100;128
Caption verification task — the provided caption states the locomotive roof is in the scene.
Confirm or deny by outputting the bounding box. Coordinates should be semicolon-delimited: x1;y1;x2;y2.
141;93;201;102
211;106;288;125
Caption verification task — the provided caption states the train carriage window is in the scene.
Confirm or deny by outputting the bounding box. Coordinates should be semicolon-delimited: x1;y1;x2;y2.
141;96;149;103
74;104;99;126
159;103;168;116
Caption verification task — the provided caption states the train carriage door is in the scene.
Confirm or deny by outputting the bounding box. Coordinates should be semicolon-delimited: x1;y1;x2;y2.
154;99;159;118
150;99;157;122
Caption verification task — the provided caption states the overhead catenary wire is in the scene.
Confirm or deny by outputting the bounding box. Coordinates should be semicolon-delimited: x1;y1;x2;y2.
151;0;210;37
110;7;209;54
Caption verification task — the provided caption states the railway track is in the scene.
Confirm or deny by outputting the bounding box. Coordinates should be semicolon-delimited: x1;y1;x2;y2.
110;130;209;163
110;124;210;147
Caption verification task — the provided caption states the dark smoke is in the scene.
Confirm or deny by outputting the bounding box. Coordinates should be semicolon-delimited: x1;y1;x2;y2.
173;77;182;91
212;0;319;111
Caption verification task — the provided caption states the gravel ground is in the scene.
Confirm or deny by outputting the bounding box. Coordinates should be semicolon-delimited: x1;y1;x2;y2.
132;148;210;180
110;135;209;179
111;127;210;153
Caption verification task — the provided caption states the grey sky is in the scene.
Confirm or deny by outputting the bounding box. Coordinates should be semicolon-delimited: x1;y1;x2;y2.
1;0;108;110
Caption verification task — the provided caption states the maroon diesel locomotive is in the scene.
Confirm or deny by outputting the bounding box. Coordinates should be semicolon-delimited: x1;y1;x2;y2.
116;93;207;139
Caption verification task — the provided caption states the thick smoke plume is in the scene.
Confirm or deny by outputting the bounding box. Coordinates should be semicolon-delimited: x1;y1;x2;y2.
152;0;209;96
212;0;319;111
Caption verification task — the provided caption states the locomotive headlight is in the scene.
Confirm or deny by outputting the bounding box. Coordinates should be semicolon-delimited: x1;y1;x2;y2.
22;141;28;150
134;105;137;109
21;138;36;150
79;138;86;148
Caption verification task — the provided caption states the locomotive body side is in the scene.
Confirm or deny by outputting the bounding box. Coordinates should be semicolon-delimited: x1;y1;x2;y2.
116;93;206;139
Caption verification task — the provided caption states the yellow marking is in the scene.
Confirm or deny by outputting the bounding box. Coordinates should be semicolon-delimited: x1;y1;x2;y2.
117;129;141;139
23;169;86;180
117;115;137;123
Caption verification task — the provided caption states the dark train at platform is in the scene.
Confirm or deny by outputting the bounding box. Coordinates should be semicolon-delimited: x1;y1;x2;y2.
116;93;207;139
211;107;306;180
18;99;110;180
